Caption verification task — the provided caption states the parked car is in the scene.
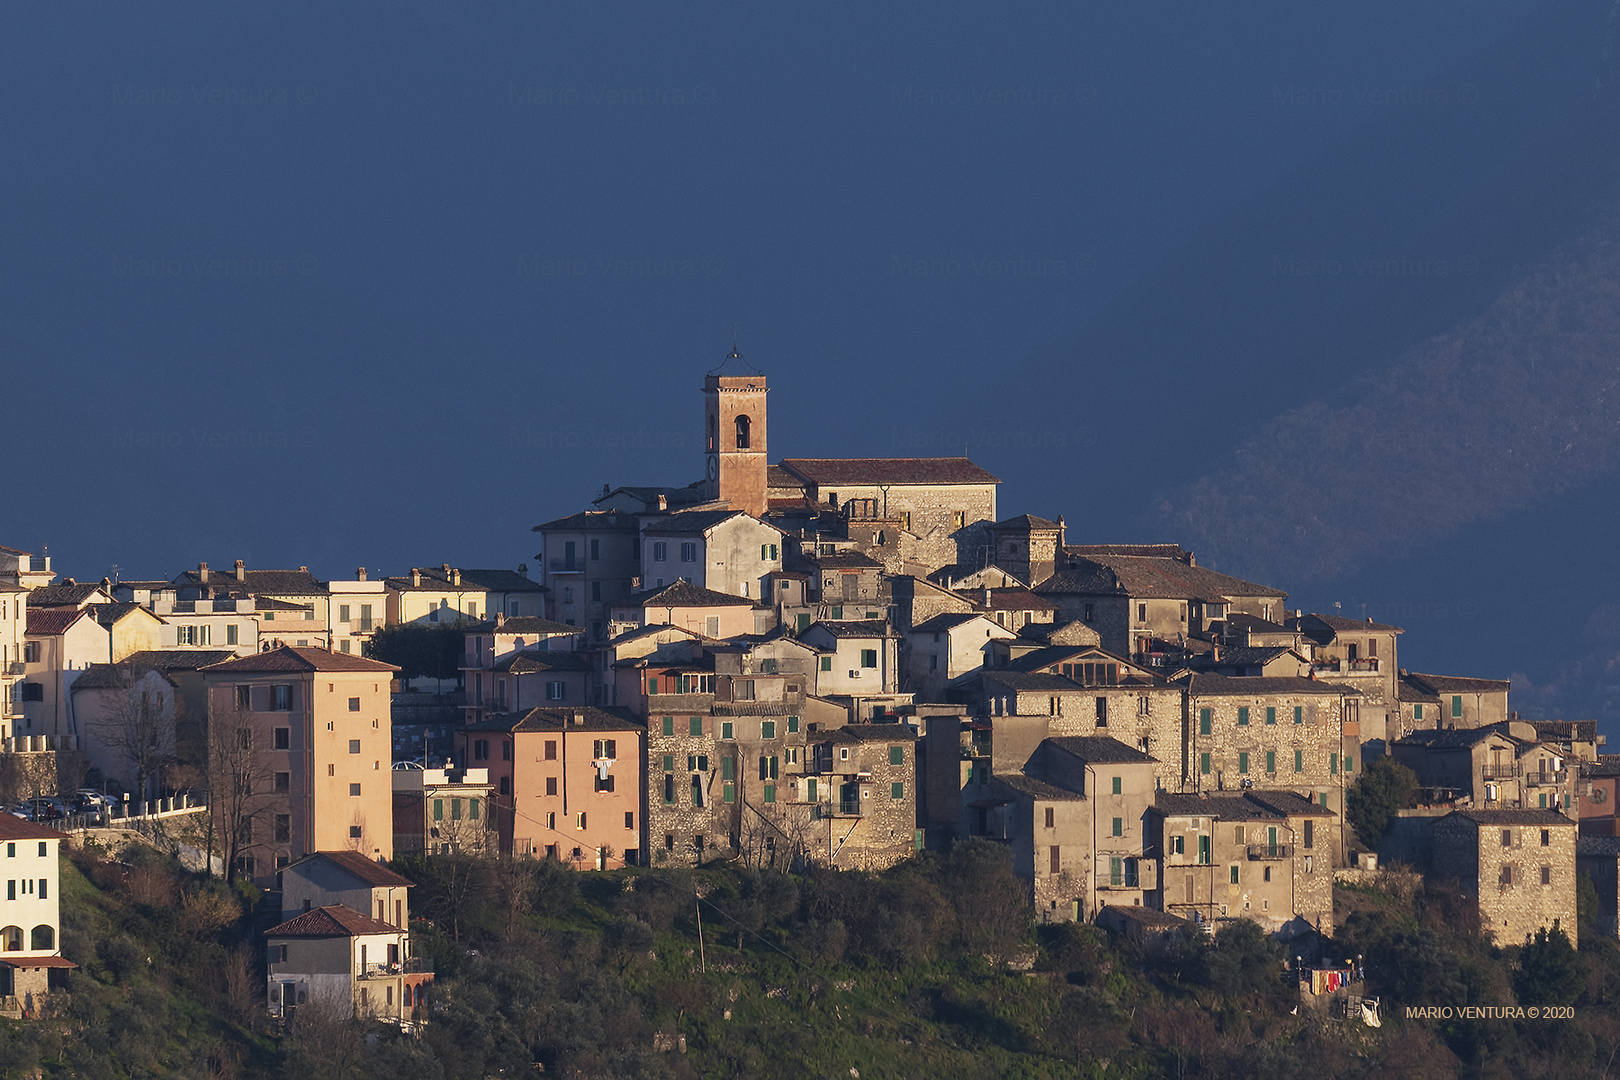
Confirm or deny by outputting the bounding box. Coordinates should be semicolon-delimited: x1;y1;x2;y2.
15;799;63;822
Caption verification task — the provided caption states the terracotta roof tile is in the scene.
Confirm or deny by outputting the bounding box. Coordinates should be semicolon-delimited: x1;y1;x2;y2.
779;457;1000;486
202;645;398;675
290;850;415;888
264;905;402;938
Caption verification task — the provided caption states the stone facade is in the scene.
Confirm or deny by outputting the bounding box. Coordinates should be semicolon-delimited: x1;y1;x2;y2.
805;725;918;870
1431;809;1577;947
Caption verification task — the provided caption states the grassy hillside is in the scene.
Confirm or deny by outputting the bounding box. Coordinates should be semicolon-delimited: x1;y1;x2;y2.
5;839;1620;1078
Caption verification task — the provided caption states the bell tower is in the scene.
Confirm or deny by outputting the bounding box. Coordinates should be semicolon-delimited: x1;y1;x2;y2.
702;347;768;516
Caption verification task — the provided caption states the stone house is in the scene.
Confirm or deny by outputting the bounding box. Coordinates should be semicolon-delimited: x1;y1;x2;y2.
1392;722;1575;814
1395;671;1511;740
1147;790;1335;934
1288;613;1402;745
1180;673;1361;827
1430;809;1577;947
982;513;1065;588
799;552;886;608
799;621;909;721
200;647;400;885
457;706;643;867
801;723;918;870
1035;549;1287;661
977;587;1058;634
985;736;1160;923
531;509;641;641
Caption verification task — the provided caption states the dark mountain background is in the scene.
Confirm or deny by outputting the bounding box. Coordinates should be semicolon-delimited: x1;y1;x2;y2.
5;2;1620;726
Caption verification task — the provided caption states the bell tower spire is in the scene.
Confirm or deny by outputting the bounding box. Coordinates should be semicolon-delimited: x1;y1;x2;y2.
703;343;768;516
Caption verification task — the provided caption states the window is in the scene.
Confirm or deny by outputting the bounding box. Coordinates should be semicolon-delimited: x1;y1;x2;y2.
892;782;904;800
274;727;290;749
1111;816;1122;837
1238;752;1249;775
272;685;291;711
1541;829;1551;846
820;656;832;672
1452;695;1463;718
545;777;557;796
593;739;617;760
544;739;557;761
1051;847;1061;875
1110;776;1121;796
689;716;703;736
274;815;290;842
890;745;905;766
349;825;362;839
1500;865;1514;886
590;538;601;561
763;784;776;804
1265;707;1276;726
721;721;734;740
226;624;239;645
1095;697;1107;727
652;542;667;562
22;642;39;664
547;681;566;700
348;739;361;754
1303;820;1314;849
1200;753;1211;775
761;721;776;740
1137;603;1147;622
349;783;361;796
596;774;615;793
1294;749;1303;773
860;649;877;668
274;772;290;792
1329;754;1338;776
1293;706;1303;725
1230;864;1240;885
1541;865;1551;886
788;716;799;734
1237;707;1249;727
1414;704;1423;721
575;812;587;830
348;697;360;712
662;716;675;736
1199;708;1211;736
1266;750;1275;774
1083;603;1094;622
1198;835;1211;864
1044;807;1055;828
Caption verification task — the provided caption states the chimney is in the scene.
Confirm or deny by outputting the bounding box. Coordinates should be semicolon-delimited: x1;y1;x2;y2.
411;568;422;588
1056;514;1065;547
495;612;505;628
571;710;586;726
602;484;610;497
518;562;528;577
983;586;992;608
234;559;245;582
656;494;668;511
63;577;76;587
441;563;451;576
299;566;308;574
451;569;461;586
357;567;367;581
197;561;209;583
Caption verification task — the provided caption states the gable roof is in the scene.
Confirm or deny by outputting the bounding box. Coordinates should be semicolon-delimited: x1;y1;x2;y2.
979;588;1058;612
533;509;641;532
1401;672;1512;696
778;458;1000;487
1178;673;1359;697
202;646;398;675
0;816;68;841
1153;790;1335;820
25;607;93;637
1438;808;1574;827
288;850;415;889
820;722;916;744
462;706;643;734
805;619;892;639
1393;726;1522;750
454;569;547;593
492;650;593;674
175;566;326;595
992;773;1084;801
1043;735;1156;764
25;583;111;608
989;513;1060;531
1037;554;1284;603
628;579;756;608
1065;543;1191;560
643;509;784;536
88;603;161;630
911;611;1001;636
264;904;402;939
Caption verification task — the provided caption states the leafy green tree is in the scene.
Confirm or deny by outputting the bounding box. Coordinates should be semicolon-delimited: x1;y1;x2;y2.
364;623;464;684
1516;924;1584;1006
1199;919;1281;997
1345;756;1416;847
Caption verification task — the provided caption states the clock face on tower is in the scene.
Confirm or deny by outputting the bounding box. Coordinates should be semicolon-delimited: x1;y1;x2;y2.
706;454;719;480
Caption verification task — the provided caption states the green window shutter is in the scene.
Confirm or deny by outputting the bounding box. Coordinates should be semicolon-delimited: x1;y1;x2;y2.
1452;695;1463;718
1294;706;1303;725
723;783;735;804
788;716;799;733
433;799;443;821
1414;704;1423;720
1539;793;1547;808
1238;707;1249;727
662;716;674;736
689;716;703;736
1111;776;1121;795
1266;707;1276;725
891;782;904;800
1266;750;1275;773
1320;792;1328;807
889;746;903;765
807;778;817;801
1200;753;1211;775
1199;835;1210;864
722;757;735;780
1110;857;1123;886
469;799;479;821
1294;749;1303;773
764;784;776;804
797;614;811;632
1330;754;1338;775
722;721;734;740
762;544;769;560
1199;708;1211;735
663;754;675;772
861;649;877;668
1111;817;1122;837
1239;752;1249;774
820;656;832;672
831;606;843;619
1230;865;1239;885
762;721;776;739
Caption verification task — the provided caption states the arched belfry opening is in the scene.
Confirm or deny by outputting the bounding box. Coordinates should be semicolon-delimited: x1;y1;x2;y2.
735;414;751;449
702;342;768;515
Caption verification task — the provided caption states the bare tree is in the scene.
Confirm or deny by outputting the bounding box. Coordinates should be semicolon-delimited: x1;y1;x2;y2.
83;662;176;802
206;694;277;884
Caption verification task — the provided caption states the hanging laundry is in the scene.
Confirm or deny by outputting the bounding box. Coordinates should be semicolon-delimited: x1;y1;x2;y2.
1361;1000;1382;1028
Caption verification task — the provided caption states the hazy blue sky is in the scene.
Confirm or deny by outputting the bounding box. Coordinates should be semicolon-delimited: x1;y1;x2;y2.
9;1;1620;722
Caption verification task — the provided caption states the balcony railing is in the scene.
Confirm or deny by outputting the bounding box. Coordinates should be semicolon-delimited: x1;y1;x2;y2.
1246;843;1293;860
1481;764;1518;780
1310;658;1381;674
837;799;862;816
1097;871;1142;890
1525;771;1564;788
548;559;583;573
5;663;24;676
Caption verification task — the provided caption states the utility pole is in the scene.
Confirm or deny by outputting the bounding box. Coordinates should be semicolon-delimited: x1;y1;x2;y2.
695;887;707;973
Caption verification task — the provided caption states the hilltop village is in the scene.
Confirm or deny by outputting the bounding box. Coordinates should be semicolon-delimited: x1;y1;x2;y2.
0;350;1609;1026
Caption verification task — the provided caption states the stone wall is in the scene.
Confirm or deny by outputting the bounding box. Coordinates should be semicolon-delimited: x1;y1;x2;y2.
1187;690;1352;825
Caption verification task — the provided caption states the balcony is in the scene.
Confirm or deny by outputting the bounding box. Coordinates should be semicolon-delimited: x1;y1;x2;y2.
1525;770;1563;788
1481;764;1518;781
5;663;23;676
548;559;583;573
836;798;862;817
1246;843;1293;860
1311;658;1381;675
1096;870;1142;890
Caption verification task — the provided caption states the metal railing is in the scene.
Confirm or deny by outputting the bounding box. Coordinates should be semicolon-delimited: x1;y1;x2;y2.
1246;843;1293;860
1481;764;1518;780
